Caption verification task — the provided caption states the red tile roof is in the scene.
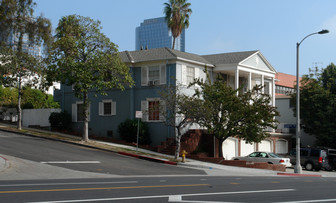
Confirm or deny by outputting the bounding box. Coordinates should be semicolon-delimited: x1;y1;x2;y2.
275;72;301;88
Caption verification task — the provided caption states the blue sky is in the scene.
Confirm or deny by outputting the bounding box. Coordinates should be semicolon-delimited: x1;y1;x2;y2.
34;0;336;76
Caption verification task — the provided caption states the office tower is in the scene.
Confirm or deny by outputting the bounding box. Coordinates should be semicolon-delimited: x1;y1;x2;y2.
0;28;41;57
7;31;41;57
135;17;185;52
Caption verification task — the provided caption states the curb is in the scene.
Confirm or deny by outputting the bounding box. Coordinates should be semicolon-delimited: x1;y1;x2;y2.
118;151;177;165
277;172;322;177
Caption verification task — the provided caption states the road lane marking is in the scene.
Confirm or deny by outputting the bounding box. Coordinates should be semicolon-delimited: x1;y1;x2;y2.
26;188;294;203
0;181;138;187
168;195;236;203
0;184;209;194
40;161;101;164
274;199;336;203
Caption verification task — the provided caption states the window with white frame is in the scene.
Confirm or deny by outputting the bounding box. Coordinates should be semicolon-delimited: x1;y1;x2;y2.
72;101;90;122
141;65;166;86
187;66;195;84
149;66;160;84
181;64;199;85
141;98;165;122
99;99;116;116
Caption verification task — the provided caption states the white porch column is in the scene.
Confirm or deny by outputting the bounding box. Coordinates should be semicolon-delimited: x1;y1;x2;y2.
272;77;275;106
261;75;265;93
235;69;239;95
248;72;252;91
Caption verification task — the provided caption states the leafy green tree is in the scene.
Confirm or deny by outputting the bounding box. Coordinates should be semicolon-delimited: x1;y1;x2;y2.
21;86;59;109
158;85;201;159
291;63;336;148
45;94;60;108
0;86;17;107
0;0;52;129
164;0;192;49
49;15;134;142
0;86;59;108
192;75;279;157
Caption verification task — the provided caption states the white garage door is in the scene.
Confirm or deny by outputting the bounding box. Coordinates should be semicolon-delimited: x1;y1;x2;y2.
259;140;272;152
222;138;237;160
240;141;256;156
275;140;288;154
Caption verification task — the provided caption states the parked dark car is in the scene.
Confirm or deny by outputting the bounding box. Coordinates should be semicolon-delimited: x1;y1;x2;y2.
289;147;329;171
326;149;336;171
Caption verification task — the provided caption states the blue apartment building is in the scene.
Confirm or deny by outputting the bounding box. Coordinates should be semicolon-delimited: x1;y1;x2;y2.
135;17;185;52
56;48;292;158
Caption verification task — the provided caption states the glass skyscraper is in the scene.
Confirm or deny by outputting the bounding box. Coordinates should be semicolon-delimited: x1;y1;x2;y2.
7;31;41;57
135;17;185;52
0;29;41;57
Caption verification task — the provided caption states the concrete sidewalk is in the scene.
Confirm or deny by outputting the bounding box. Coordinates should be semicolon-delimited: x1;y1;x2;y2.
0;122;335;177
0;155;8;172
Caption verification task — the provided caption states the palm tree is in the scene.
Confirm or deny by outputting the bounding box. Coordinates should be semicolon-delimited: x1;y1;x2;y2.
164;0;192;50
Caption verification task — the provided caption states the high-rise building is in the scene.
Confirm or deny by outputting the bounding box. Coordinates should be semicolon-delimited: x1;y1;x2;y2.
135;17;185;52
7;31;41;57
0;28;41;57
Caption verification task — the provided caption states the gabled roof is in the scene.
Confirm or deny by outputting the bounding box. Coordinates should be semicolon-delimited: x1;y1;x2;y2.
119;49;274;72
120;47;212;66
202;50;259;65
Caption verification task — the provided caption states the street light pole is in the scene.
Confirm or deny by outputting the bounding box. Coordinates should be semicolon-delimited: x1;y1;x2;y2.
294;29;329;174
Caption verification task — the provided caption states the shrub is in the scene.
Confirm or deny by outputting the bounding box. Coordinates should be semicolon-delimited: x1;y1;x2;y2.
118;119;151;145
49;111;72;130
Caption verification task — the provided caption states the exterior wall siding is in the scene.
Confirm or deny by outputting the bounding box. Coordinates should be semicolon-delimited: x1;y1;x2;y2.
59;64;177;146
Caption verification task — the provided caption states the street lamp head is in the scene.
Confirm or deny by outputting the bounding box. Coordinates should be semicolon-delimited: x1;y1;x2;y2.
318;29;329;34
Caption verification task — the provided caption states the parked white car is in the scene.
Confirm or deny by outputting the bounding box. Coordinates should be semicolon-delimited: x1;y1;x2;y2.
232;151;292;167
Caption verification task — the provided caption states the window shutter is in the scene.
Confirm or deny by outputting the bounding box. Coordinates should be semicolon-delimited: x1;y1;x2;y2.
141;100;148;122
141;67;148;86
160;65;166;85
98;102;103;116
112;101;116;115
159;100;166;121
181;65;187;85
72;103;77;122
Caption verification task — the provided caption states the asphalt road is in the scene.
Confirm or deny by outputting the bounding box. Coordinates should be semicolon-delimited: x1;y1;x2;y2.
0;130;205;176
0;176;336;203
2;130;336;202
